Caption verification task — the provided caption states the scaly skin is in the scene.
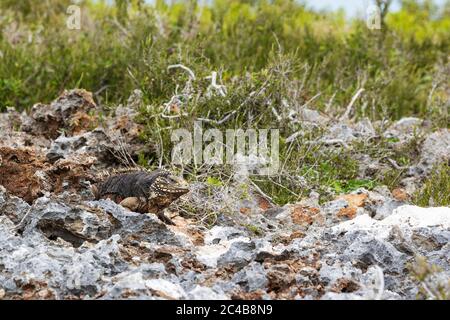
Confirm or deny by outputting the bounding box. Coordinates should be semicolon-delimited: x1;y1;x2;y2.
93;169;189;225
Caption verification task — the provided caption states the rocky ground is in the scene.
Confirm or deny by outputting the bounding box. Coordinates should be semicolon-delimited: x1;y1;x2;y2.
0;89;449;300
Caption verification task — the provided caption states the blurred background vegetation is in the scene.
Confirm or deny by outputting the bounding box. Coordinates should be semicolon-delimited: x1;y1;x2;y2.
0;0;448;120
0;0;448;204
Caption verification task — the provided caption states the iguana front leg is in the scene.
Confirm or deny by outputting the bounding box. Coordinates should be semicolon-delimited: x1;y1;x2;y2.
120;197;175;225
156;211;176;226
119;197;146;212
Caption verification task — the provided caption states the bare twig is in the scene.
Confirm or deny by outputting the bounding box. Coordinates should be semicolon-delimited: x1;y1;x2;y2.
340;88;365;121
249;179;274;204
205;71;227;97
168;64;196;80
197;110;237;125
301;92;321;109
13;207;33;233
385;157;407;170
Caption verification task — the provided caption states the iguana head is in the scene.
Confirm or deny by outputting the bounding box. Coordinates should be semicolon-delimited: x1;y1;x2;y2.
149;170;189;205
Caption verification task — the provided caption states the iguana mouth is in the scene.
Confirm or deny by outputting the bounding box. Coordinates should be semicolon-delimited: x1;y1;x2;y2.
159;186;189;194
153;174;189;196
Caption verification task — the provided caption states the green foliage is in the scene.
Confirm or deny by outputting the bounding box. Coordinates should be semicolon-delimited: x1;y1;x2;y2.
242;223;263;236
0;0;448;119
206;176;223;187
331;179;377;194
413;163;450;207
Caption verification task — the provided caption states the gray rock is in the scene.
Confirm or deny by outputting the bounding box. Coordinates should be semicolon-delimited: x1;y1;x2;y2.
187;286;229;300
384;117;424;142
416;129;450;175
0;185;30;223
217;241;256;269
46;129;115;164
232;262;268;292
88;199;186;246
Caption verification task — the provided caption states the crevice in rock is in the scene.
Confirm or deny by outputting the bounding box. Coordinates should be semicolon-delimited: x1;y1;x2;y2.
37;219;96;248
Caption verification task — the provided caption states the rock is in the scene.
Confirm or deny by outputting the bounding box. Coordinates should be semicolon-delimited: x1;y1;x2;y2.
0;185;31;223
327;205;450;297
21;197;118;246
290;204;322;226
232;262;268;292
391;188;408;201
326;124;357;143
353;119;376;138
0;147;95;203
0;224;123;299
1;89;449;300
416;129;450;175
103;271;151;299
86;199;188;247
320;292;364;300
187;286;229;300
22;89;97;139
217;241;256;269
145;279;186;299
46;129;115;164
204;226;246;245
296;108;330;125
319;261;362;290
0;108;50;150
384;117;425;142
0;147;49;203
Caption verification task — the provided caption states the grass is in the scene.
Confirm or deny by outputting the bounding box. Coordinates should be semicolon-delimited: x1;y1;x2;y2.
413;163;450;207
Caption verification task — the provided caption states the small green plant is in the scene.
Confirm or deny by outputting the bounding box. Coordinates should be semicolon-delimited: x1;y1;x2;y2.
242;223;263;237
413;163;450;207
378;168;407;190
206;176;223;187
331;179;377;194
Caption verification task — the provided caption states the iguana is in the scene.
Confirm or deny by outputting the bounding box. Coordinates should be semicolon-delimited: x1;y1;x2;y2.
92;169;189;225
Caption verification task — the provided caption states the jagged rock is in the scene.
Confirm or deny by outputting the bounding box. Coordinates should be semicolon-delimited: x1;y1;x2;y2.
21;90;97;140
232;262;268;292
217;241;256;269
0;185;30;223
0;223;124;299
1;93;449;301
187;285;229;300
0;108;51;150
46;129;115;164
87;199;188;247
327;205;450;297
318;261;362;290
20;197;118;246
416;129;450;175
144;279;186;299
384;117;426;142
204;226;246;245
22;89;97;139
0;147;94;203
326;124;357;143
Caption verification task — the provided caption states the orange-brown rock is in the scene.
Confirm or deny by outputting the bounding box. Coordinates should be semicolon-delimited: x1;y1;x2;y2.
0;147;94;203
0;147;48;203
291;205;321;226
23;89;97;139
392;188;408;201
338;193;367;208
256;195;273;211
240;207;252;214
337;206;357;219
